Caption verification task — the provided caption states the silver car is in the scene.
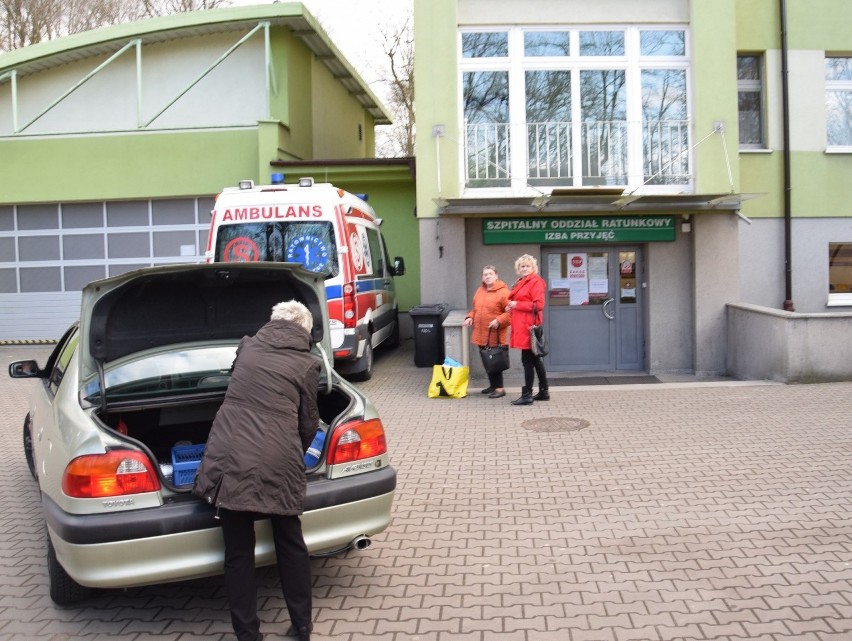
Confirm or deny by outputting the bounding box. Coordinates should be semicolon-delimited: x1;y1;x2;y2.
10;263;396;605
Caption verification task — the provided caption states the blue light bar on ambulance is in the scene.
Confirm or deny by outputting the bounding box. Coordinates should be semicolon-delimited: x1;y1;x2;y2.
356;194;368;201
270;173;285;184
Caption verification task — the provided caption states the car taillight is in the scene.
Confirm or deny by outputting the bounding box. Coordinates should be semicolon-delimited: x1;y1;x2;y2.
328;419;387;465
62;451;160;498
342;283;356;329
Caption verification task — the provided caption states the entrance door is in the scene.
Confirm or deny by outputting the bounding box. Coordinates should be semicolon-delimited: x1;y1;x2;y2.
543;247;644;371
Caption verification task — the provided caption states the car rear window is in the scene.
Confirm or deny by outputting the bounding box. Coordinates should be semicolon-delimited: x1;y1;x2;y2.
82;346;238;404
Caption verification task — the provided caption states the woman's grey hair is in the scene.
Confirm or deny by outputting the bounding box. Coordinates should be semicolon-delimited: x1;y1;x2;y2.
270;300;313;332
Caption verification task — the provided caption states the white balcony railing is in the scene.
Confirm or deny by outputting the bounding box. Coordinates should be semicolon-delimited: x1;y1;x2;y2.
465;122;512;186
464;119;692;191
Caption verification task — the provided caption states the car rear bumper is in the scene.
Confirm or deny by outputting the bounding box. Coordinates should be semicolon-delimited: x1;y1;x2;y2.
43;466;396;588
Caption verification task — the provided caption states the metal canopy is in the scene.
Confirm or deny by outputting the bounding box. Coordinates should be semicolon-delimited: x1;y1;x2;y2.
436;192;763;216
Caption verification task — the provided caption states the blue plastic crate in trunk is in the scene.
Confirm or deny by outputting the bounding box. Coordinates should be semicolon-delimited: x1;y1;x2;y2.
171;444;205;486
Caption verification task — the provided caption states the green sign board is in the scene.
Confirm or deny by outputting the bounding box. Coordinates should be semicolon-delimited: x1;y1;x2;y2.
482;216;676;244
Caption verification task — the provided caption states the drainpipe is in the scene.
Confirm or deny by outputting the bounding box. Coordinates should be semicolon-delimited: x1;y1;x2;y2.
780;0;794;311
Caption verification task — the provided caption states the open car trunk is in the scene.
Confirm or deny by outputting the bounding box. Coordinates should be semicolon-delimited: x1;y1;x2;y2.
77;263;345;487
94;385;354;486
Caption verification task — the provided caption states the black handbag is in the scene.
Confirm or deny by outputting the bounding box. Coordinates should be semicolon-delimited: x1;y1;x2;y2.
529;303;549;357
480;328;510;373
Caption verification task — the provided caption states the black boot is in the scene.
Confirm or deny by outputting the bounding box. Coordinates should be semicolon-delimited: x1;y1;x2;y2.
511;387;534;405
285;624;311;641
533;389;550;401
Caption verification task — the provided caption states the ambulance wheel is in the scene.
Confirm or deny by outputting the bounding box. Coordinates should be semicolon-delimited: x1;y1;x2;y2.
385;311;401;349
350;339;373;381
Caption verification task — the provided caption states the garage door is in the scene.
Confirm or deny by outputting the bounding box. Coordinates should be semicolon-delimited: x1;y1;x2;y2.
0;197;213;341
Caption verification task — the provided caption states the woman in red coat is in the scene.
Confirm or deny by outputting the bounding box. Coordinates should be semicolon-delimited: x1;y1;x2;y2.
463;265;511;398
506;254;549;405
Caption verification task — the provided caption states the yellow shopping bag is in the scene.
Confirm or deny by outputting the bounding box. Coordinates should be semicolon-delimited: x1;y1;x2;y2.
428;364;469;399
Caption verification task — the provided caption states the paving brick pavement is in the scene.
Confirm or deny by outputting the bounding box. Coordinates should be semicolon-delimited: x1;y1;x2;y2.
1;341;851;641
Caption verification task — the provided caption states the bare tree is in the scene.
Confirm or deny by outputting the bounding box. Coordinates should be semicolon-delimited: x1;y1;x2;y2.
375;12;414;158
62;0;148;36
1;0;61;50
141;0;230;15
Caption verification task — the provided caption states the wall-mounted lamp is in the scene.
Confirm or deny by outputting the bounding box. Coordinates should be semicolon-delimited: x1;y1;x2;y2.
681;214;692;233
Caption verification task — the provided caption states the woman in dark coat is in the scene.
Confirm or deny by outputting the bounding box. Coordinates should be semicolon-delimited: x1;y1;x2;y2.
194;300;320;641
506;254;549;405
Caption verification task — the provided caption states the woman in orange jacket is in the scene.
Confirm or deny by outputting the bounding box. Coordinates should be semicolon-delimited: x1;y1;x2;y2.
463;265;511;398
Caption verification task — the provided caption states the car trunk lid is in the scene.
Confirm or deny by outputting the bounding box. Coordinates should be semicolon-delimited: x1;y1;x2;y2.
78;263;331;398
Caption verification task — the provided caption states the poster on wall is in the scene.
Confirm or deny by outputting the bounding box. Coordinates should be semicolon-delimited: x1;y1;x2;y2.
548;255;570;302
588;255;608;296
568;253;589;305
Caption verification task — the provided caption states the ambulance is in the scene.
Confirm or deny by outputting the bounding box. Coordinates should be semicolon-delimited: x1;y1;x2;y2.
205;175;405;380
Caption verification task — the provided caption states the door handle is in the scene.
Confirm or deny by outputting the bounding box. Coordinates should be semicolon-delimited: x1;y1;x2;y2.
602;297;615;320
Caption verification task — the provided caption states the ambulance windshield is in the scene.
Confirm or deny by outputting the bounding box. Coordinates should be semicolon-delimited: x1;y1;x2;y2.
214;221;338;277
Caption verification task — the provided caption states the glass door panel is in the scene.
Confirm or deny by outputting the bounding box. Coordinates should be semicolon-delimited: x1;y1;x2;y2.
544;247;644;371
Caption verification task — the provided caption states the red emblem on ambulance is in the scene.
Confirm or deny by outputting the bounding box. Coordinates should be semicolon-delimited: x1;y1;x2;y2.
223;237;259;262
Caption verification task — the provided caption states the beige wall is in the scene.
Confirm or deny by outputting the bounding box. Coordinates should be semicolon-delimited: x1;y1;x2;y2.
0;34;266;136
457;0;688;24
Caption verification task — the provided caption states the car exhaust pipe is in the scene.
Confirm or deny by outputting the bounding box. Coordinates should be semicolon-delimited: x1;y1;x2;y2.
351;535;371;551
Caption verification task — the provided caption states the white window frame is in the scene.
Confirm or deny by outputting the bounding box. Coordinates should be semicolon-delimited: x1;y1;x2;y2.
828;241;852;307
825;56;852;152
457;24;691;196
737;54;765;150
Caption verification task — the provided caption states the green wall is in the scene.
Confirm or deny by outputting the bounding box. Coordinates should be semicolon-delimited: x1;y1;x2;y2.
413;0;459;221
690;0;741;195
311;58;373;159
0;130;258;203
735;0;852;220
791;152;852;217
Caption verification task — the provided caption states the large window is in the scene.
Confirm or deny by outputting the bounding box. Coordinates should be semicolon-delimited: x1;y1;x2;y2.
463;70;511;187
459;26;690;193
829;243;852;305
737;55;764;148
826;57;852;148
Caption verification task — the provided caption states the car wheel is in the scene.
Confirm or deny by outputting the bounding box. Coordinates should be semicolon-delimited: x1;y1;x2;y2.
349;337;373;381
46;533;91;605
23;414;36;480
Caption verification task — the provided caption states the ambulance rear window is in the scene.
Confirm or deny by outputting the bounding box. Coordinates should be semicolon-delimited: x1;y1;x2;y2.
214;221;338;277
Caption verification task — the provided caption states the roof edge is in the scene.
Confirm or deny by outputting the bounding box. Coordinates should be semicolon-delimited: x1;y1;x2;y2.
0;5;301;69
0;4;391;123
